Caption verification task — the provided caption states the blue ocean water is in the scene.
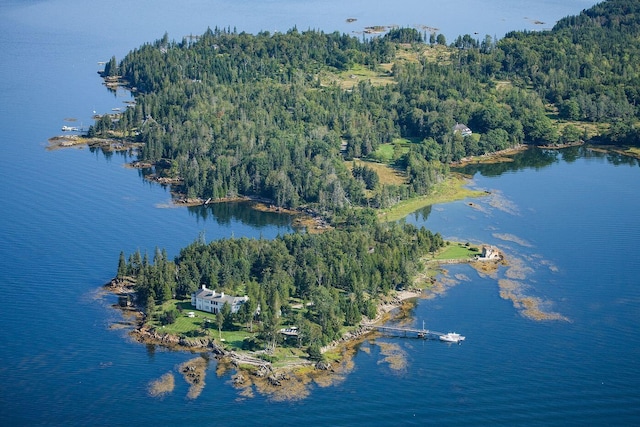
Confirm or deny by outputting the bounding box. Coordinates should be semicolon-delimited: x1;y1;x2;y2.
4;1;640;425
406;149;640;424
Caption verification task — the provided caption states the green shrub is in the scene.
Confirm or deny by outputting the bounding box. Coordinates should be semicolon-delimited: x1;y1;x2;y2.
159;309;179;325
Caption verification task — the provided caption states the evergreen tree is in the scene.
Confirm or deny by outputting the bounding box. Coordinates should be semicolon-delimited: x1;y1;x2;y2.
117;251;127;280
103;56;118;77
216;310;224;340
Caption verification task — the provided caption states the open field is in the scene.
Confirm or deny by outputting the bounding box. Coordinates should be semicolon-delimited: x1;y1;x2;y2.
394;43;452;65
367;138;414;163
346;158;406;186
320;43;453;90
319;63;394;89
379;174;486;222
433;242;479;260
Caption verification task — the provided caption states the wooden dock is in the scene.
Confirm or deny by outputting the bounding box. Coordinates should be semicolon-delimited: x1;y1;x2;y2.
372;325;445;340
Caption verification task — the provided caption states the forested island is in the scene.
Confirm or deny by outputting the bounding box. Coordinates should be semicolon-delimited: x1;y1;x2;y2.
91;0;639;398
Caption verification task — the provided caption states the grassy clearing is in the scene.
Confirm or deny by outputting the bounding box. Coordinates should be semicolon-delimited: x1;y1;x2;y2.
320;64;394;89
162;316;203;335
220;330;253;350
322;349;344;363
433;242;479;260
149;299;255;345
393;45;422;64
146;300;308;357
552;120;602;140
394;43;452;65
320;44;457;90
270;346;309;368
371;143;395;162
380;174;486;222
347;159;406;186
149;300;208;334
494;79;513;91
420;44;453;64
368;139;412;163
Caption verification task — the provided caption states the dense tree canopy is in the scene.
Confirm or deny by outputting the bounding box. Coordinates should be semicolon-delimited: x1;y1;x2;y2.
122;221;444;346
109;0;640;353
94;1;639;212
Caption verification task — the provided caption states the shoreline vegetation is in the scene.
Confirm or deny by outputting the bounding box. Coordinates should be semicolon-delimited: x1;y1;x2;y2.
47;134;142;152
104;240;565;401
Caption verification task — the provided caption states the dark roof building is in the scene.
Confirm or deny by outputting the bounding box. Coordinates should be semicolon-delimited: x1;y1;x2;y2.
453;123;472;137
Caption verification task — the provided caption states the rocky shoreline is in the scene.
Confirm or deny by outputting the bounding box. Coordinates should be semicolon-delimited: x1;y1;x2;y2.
47;134;142;152
47;132;333;233
104;243;566;400
537;140;585;149
452;144;528;167
106;277;400;355
104;277;419;399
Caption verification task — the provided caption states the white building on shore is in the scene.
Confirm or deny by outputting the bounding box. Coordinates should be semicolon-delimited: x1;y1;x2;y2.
476;245;501;261
191;285;249;314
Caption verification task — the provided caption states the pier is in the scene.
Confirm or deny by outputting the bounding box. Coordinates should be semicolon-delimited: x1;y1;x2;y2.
371;322;465;343
372;324;444;340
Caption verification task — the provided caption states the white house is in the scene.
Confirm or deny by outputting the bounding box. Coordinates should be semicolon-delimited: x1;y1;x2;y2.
476;245;501;261
191;285;249;314
279;327;299;337
453;123;472;137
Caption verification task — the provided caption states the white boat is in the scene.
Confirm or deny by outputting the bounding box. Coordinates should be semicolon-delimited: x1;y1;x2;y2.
61;125;79;131
439;332;465;343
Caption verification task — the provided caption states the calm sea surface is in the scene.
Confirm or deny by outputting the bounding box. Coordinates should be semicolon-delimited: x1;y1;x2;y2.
4;1;639;425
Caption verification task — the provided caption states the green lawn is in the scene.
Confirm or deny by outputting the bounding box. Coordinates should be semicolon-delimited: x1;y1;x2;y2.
370;143;395;163
380;174;486;222
219;330;254;350
153;313;208;336
149;299;262;349
151;299;218;335
433;243;479;260
368;139;415;163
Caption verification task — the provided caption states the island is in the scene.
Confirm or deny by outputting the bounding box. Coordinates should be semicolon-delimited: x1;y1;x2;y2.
63;0;639;400
106;239;507;400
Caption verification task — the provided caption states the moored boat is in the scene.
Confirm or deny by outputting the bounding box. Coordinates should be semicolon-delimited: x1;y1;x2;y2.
439;332;465;343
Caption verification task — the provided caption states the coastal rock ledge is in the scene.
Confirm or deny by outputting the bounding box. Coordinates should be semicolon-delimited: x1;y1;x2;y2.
130;326;225;353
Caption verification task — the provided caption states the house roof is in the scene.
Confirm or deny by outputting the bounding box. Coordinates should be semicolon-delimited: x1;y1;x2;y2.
193;286;248;305
453;123;472;133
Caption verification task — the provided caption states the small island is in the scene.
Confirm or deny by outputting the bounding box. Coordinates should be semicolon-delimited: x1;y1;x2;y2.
105;239;505;400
